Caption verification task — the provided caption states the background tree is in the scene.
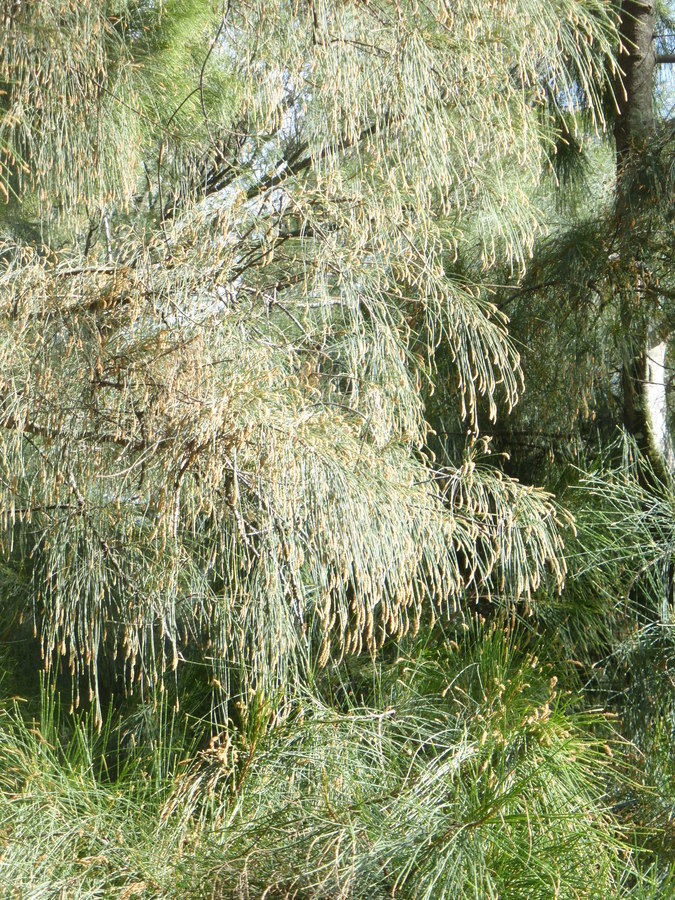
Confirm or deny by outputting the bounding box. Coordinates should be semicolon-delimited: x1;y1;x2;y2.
491;0;674;482
483;2;675;884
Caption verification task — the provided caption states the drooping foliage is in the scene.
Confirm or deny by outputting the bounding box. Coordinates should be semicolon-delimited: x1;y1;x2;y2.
0;0;619;712
0;2;673;896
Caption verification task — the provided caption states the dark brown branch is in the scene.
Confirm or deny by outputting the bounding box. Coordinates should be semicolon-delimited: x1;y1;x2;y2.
0;410;163;455
243;117;385;205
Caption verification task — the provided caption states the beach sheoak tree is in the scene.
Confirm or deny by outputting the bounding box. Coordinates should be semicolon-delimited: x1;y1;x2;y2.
0;1;621;717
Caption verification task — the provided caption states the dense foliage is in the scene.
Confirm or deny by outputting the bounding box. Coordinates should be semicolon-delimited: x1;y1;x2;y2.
0;1;672;896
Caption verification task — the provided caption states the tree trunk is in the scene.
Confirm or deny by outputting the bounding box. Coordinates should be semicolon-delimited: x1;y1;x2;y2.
615;0;673;478
615;1;655;161
622;330;675;482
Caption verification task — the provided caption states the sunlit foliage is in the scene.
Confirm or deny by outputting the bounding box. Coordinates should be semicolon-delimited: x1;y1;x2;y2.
0;0;619;713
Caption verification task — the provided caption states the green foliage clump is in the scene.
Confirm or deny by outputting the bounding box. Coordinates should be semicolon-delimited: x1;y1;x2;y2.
0;623;664;898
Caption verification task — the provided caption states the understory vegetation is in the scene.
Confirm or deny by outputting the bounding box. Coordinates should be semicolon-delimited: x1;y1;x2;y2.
0;1;673;897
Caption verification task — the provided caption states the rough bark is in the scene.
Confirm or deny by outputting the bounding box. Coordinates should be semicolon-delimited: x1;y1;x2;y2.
615;1;656;160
